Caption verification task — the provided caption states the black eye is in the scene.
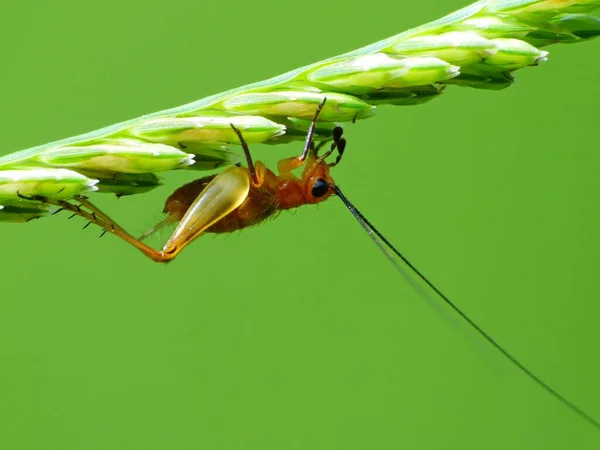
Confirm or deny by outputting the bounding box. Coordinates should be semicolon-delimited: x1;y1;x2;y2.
311;178;330;198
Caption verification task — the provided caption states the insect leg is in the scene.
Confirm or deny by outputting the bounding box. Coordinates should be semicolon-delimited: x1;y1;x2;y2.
311;125;347;166
277;97;327;174
25;165;251;262
85;166;251;262
30;195;173;262
229;124;259;185
76;196;128;235
158;165;250;259
329;126;346;167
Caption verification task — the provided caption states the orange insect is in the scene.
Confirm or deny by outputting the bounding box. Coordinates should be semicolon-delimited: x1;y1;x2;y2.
131;103;346;262
22;99;600;431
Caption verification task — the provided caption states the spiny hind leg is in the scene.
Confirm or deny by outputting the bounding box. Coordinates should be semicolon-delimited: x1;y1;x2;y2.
57;166;249;262
69;197;172;262
18;192;172;262
75;196;128;236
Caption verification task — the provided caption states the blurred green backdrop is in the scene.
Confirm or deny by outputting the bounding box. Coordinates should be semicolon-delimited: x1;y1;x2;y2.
1;1;599;449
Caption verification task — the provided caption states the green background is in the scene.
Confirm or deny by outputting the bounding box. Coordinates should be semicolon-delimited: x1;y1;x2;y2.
1;1;599;449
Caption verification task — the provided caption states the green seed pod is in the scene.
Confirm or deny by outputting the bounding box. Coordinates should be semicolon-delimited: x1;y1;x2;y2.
0;204;50;223
77;170;162;197
482;38;548;69
128;115;286;146
181;145;242;170
383;58;460;88
359;85;446;105
308;54;459;92
523;29;579;47
389;31;496;66
456;15;534;39
550;14;600;39
443;69;515;90
491;0;596;17
0;168;98;202
486;0;566;15
38;139;195;174
221;91;375;122
564;1;600;14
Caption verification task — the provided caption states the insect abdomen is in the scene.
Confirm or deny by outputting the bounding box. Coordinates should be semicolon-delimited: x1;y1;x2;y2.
207;184;279;233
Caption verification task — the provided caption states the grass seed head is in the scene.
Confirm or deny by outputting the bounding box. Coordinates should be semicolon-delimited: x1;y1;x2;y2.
1;0;599;217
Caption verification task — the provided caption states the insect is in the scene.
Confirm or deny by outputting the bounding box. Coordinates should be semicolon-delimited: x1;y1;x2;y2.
20;99;600;432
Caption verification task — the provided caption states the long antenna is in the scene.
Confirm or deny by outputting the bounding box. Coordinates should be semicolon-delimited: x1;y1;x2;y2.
332;185;600;432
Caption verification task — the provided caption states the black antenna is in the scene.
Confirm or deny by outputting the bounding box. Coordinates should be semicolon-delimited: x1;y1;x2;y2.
332;184;600;432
